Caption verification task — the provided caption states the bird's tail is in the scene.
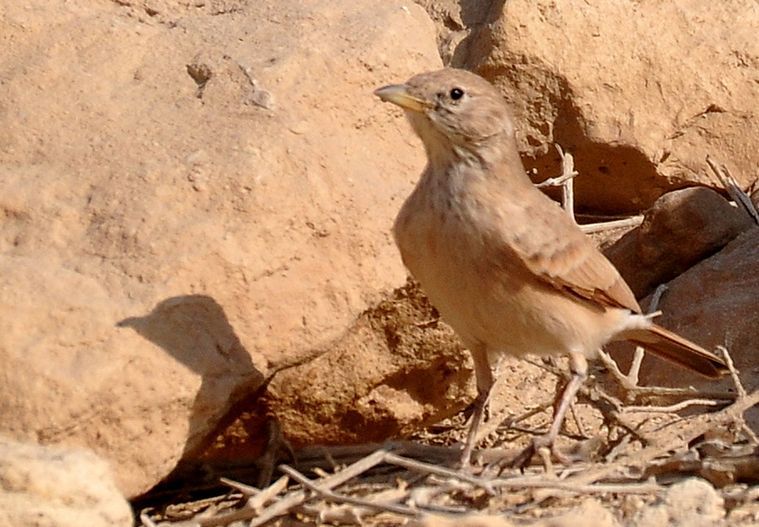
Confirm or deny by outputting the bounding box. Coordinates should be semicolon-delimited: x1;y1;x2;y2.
620;324;728;378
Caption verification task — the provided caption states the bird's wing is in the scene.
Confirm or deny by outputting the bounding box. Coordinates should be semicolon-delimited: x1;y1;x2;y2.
496;192;641;313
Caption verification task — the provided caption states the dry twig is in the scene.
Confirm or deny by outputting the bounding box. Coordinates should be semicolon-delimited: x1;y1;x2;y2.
623;398;725;413
580;215;644;234
537;144;578;222
383;452;495;493
490;476;661;495
279;463;419;517
197;449;390;527
139;509;159;527
706;155;759;224
566;389;759;487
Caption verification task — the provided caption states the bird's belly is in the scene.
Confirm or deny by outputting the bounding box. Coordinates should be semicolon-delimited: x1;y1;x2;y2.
395;213;622;358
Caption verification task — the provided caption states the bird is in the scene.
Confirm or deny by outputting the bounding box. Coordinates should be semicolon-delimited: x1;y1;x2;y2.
374;68;728;466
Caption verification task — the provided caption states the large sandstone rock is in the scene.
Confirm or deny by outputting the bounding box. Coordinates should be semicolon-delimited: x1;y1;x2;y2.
605;187;753;298
611;227;759;394
0;436;132;527
264;282;472;448
449;0;759;213
0;0;440;496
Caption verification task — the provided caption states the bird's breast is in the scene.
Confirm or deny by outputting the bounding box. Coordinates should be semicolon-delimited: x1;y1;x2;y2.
392;177;471;275
393;168;509;276
392;178;513;348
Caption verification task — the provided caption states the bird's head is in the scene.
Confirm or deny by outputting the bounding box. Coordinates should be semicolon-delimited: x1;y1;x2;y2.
374;68;516;164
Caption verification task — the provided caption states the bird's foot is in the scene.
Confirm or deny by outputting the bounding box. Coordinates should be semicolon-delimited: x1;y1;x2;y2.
506;434;571;471
458;442;482;473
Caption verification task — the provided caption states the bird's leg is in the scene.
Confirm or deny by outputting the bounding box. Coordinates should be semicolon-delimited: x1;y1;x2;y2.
460;345;494;467
543;353;588;450
510;352;588;468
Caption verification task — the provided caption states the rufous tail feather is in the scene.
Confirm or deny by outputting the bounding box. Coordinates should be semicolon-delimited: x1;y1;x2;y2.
621;324;728;378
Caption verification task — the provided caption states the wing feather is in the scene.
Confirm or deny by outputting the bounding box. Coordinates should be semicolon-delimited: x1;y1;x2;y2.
496;193;641;313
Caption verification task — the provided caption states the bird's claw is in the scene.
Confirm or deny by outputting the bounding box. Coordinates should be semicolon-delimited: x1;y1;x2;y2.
503;434;571;472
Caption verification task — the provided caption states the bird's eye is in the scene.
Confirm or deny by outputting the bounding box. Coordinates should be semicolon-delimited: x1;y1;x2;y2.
449;87;464;100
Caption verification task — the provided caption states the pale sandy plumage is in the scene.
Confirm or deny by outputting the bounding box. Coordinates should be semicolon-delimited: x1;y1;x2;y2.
375;68;727;465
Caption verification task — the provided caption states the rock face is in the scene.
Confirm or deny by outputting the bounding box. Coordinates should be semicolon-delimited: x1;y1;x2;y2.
0;436;133;527
605;187;753;298
452;0;759;212
0;0;439;496
265;282;472;447
611;227;759;393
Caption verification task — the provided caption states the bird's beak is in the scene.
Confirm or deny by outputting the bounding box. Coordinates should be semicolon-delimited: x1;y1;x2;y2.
374;84;429;113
